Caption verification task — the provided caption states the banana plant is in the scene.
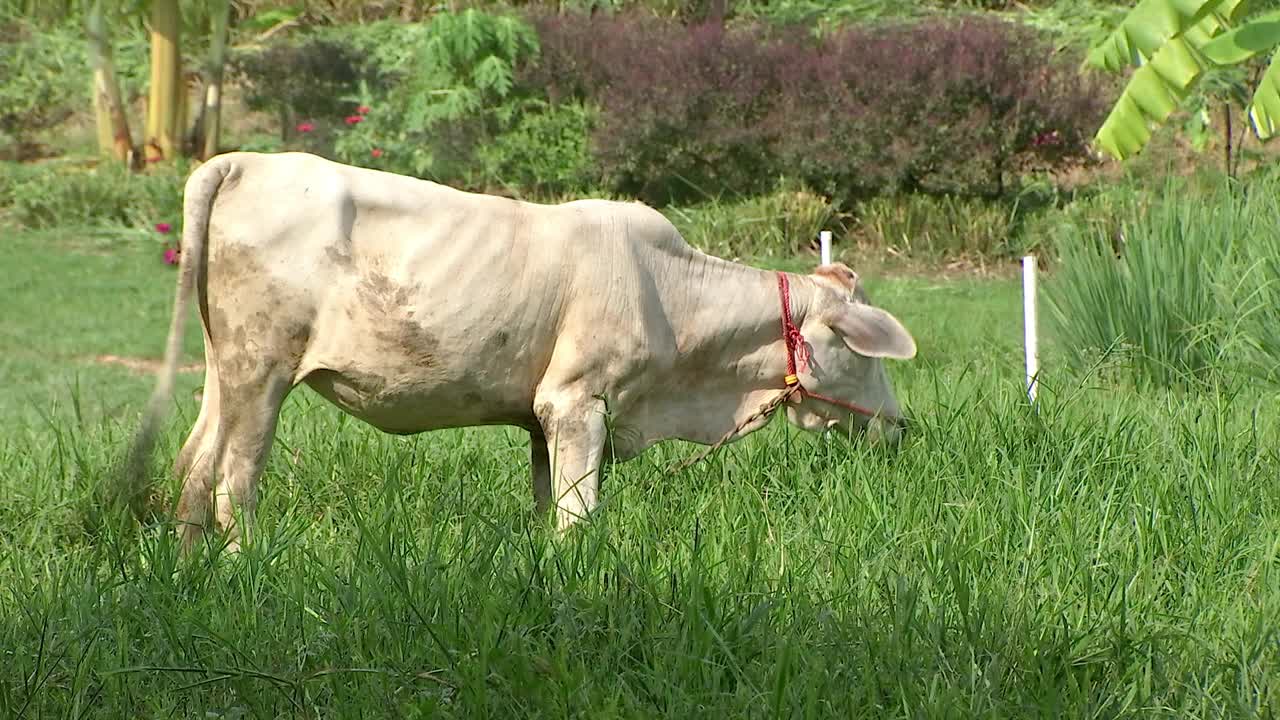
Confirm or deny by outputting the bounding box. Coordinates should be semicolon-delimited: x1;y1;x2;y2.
84;0;234;166
85;0;136;164
144;0;183;162
1088;0;1280;160
197;0;231;160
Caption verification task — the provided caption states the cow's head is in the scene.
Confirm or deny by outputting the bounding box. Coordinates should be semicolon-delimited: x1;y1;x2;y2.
783;264;916;445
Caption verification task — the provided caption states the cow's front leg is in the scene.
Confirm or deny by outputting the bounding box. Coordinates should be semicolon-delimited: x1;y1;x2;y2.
534;392;607;531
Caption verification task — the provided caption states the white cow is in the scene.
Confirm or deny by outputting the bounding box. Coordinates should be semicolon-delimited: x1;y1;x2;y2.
124;152;916;549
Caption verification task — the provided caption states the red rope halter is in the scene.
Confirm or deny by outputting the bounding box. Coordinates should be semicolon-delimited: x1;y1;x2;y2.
776;272;894;422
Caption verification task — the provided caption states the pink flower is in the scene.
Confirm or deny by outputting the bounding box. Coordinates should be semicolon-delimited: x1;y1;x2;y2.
154;222;172;234
345;115;363;126
371;148;384;158
357;105;370;115
296;122;315;133
163;248;180;265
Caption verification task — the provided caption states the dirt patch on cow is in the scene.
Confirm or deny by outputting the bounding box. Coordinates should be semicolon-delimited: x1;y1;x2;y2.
93;354;203;375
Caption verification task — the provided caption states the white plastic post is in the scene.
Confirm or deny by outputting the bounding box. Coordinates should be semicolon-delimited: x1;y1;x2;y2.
1022;255;1039;404
820;228;833;449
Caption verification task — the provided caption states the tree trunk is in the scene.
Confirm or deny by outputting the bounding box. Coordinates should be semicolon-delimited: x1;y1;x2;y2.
146;0;182;163
200;0;230;160
85;0;134;165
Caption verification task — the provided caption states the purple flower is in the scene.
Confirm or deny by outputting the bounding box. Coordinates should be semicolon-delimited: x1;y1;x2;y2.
163;247;180;265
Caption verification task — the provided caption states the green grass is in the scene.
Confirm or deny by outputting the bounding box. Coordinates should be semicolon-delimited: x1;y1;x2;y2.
0;227;202;430
2;229;1279;718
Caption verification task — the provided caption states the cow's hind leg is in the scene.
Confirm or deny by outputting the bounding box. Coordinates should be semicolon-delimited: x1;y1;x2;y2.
174;360;221;548
209;370;294;553
534;391;608;531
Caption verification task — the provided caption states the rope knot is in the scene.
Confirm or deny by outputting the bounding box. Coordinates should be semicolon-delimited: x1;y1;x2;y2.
777;272;810;376
783;325;810;373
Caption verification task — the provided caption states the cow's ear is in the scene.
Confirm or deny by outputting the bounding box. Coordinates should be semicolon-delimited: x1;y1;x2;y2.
821;302;916;360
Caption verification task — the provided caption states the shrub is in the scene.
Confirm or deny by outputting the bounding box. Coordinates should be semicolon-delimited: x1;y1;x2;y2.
527;12;795;205
317;19;431;81
1;21;93;159
772;17;1111;206
475;100;598;198
0;161;185;230
229;36;372;144
527;11;1109;207
1045;178;1280;388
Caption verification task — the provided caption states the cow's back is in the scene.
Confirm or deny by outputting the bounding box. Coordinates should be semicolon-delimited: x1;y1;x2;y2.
202;152;693;435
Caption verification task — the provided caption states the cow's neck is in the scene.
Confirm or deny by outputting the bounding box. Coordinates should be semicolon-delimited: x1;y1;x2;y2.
658;253;816;445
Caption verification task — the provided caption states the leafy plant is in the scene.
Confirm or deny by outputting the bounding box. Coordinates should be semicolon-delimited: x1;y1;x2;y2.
597;20;792;204
413;8;540;121
1014;0;1134;52
1046;175;1280;387
333;9;542;184
1085;0;1280;161
476;99;598;197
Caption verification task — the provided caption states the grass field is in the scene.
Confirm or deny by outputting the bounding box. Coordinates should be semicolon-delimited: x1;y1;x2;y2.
2;227;1279;718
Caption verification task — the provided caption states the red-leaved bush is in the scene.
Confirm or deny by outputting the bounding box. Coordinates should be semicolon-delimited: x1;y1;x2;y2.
526;12;791;203
523;11;1110;206
774;17;1110;203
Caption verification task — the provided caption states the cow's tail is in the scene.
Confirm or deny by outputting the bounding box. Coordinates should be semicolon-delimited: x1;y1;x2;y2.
115;154;233;523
